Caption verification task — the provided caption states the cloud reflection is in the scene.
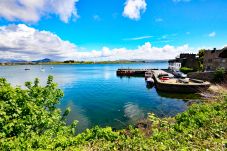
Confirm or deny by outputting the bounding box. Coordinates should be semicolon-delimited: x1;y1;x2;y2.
124;102;145;122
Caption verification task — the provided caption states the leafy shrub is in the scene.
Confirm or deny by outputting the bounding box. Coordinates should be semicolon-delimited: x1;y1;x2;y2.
214;67;226;83
0;76;78;150
180;67;194;74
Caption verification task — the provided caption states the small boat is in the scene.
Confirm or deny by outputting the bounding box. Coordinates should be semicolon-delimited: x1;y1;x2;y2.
146;77;154;84
40;68;45;72
154;78;210;93
145;71;153;78
24;68;30;71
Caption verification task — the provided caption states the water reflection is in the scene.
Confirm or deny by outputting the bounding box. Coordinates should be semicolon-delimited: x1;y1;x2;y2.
146;82;154;89
0;65;77;88
156;91;201;100
62;100;90;133
124;102;145;122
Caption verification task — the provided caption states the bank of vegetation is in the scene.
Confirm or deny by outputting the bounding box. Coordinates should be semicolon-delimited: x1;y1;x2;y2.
0;76;226;150
0;60;168;66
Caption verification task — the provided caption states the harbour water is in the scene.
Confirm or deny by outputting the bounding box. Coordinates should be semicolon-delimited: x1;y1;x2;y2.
0;63;197;132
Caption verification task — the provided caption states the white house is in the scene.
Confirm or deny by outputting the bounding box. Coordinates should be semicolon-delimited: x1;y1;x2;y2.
168;61;181;71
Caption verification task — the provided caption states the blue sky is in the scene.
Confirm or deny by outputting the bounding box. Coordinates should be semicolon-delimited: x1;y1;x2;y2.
0;0;227;61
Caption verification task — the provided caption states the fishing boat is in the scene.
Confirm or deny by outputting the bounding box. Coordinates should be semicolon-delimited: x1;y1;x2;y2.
154;77;210;93
39;65;45;72
153;70;210;93
24;65;31;71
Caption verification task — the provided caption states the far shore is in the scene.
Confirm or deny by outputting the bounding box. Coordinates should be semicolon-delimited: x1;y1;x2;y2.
0;60;168;66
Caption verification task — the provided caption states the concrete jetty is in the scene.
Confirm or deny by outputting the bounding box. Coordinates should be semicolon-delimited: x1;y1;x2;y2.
116;68;159;77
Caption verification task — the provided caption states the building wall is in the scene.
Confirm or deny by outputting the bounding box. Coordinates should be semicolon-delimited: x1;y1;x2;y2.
168;62;181;70
179;53;199;69
188;71;227;82
188;72;215;81
168;53;199;70
204;49;227;71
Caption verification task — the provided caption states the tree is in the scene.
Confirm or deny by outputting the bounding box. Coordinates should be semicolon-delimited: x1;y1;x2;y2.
197;49;205;71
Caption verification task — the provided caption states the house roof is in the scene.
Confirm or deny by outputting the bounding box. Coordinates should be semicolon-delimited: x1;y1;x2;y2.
168;59;181;63
219;47;227;58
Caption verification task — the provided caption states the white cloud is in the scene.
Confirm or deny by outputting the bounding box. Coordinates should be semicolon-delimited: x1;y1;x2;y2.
208;32;216;37
93;15;101;21
155;18;163;22
123;0;147;20
0;24;79;60
97;42;191;61
0;24;191;61
173;0;191;2
123;35;153;41
0;0;79;23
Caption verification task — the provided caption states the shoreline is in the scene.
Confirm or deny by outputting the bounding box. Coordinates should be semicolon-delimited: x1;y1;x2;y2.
0;60;168;66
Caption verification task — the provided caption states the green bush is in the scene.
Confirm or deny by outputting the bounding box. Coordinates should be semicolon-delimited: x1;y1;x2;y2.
0;76;78;150
180;67;194;74
214;67;226;83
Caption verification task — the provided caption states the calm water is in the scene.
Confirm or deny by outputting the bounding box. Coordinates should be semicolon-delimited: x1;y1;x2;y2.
0;63;193;132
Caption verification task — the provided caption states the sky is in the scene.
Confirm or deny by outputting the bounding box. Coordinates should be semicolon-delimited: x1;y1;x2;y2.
0;0;227;61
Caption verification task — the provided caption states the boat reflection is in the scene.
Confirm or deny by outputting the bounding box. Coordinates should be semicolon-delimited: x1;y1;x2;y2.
146;83;154;89
156;90;201;101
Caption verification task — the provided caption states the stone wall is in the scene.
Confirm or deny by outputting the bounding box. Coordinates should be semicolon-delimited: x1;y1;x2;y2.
187;72;215;81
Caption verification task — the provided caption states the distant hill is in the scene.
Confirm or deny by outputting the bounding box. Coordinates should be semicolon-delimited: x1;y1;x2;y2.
0;59;27;63
32;58;52;63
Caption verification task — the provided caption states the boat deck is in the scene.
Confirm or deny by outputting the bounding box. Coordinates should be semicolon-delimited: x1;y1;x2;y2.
152;70;210;85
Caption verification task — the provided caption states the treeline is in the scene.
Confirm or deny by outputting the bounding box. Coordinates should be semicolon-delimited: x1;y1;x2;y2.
63;60;150;64
0;60;149;66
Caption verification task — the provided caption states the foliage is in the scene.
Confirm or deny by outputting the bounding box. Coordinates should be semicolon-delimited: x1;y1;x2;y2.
197;49;205;71
180;67;194;74
214;67;226;83
0;77;227;150
0;76;78;150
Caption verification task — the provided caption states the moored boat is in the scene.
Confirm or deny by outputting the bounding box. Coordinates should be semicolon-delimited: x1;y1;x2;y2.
145;71;153;78
146;77;154;85
40;68;45;72
154;78;210;93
